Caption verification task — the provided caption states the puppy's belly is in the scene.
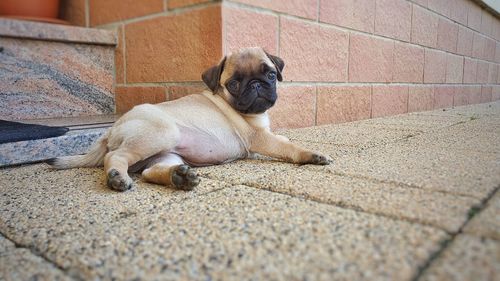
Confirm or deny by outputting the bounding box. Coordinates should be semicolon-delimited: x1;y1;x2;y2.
172;127;246;166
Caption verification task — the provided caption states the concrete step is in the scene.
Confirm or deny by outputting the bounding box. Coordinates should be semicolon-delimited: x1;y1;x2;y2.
0;115;117;167
0;18;117;121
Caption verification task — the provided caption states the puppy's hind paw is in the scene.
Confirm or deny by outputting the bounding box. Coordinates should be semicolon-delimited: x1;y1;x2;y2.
172;165;200;191
107;169;134;191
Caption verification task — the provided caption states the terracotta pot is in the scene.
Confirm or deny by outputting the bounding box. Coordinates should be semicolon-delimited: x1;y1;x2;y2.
0;0;60;19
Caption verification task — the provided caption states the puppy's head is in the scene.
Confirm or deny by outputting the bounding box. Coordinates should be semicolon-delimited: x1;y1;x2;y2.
202;47;284;114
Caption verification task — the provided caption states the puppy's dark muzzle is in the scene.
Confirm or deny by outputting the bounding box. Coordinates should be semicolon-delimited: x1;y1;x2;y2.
234;79;278;114
247;81;275;100
250;81;262;91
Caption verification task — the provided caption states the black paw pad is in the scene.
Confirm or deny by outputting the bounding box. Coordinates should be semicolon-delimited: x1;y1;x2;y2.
107;169;133;191
172;165;200;190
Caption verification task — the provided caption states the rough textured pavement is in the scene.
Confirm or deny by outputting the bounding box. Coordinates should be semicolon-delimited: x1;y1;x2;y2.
1;102;499;281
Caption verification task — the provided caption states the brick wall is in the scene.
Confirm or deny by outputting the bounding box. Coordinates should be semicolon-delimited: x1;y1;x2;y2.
61;0;500;129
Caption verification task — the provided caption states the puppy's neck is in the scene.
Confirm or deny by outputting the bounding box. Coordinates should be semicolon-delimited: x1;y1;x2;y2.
241;112;271;130
201;90;271;133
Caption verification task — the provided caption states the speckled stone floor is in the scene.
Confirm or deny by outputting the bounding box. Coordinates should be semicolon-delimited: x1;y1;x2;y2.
1;102;499;281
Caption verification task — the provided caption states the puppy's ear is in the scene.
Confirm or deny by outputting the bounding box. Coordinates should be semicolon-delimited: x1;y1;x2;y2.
202;56;226;93
265;51;285;81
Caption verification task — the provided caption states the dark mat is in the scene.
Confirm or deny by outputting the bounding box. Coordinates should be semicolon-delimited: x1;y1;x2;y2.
0;120;69;144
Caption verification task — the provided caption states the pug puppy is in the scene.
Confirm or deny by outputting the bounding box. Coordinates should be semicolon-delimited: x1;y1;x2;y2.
49;47;330;191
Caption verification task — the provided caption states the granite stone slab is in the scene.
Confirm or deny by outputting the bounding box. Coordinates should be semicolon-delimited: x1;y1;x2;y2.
0;164;229;248
464;191;500;240
420;235;500;281
0;234;71;281
251;169;479;232
37;186;448;280
0;128;107;166
0;18;116;45
0;37;115;120
302;139;500;199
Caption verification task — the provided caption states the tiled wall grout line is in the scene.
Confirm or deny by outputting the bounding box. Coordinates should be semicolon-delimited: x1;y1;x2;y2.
410;3;415;44
316;0;320;23
221;2;227;55
422;36;427;82
462;52;466;84
314;86;318;126
391;40;396;83
84;0;90;28
111;27;117;110
444;49;449;82
164;87;170;101
466;0;471;26
369;85;374;118
276;15;281;56
406;83;410;112
347;33;351;82
121;25;127;85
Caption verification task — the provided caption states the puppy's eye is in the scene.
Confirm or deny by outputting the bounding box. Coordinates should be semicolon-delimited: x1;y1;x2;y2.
267;72;276;81
227;80;240;92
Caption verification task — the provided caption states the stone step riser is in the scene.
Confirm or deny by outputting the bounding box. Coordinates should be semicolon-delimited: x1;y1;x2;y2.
0;19;116;121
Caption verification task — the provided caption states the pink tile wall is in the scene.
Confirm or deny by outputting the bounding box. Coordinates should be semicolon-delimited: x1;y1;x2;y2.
349;33;394;82
104;0;500;129
280;17;349;82
229;0;500;128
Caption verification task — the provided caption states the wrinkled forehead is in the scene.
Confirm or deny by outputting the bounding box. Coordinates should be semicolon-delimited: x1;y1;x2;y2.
221;49;275;82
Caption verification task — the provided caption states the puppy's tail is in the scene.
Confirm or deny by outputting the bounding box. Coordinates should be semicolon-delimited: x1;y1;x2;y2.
47;134;108;169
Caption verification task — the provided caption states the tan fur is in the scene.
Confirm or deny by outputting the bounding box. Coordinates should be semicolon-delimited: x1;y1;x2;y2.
49;47;330;191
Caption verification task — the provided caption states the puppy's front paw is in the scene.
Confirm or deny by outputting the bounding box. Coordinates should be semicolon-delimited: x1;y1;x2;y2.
300;153;332;165
172;165;200;190
310;153;332;165
107;169;134;191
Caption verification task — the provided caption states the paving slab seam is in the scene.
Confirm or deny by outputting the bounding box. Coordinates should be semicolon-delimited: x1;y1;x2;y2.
198;167;482;230
411;112;481;119
231;180;461;235
63;182;234;230
413;111;479;116
0;230;81;281
411;184;500;281
439;147;500;155
315;169;484;200
287;133;422;147
355;120;466;131
461;186;500;242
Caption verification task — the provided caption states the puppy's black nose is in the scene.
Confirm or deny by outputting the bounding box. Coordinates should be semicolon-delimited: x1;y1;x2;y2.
251;82;261;90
